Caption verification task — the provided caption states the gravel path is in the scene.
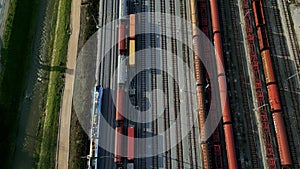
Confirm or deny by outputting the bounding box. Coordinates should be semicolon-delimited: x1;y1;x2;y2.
56;0;81;168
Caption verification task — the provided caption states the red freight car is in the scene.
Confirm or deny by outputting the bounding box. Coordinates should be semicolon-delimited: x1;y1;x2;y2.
256;26;269;50
210;0;238;168
214;145;223;169
272;113;292;165
201;144;210;169
218;76;232;123
190;0;211;168
129;14;135;39
114;126;124;163
251;0;293;166
223;124;237;169
252;0;265;26
127;126;134;161
116;89;125;121
118;23;126;52
261;50;275;84
267;84;281;111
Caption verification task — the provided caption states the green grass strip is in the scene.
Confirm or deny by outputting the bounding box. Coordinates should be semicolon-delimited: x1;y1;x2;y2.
36;0;72;167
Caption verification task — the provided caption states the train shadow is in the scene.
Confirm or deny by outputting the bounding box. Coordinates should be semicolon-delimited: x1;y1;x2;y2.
38;64;74;75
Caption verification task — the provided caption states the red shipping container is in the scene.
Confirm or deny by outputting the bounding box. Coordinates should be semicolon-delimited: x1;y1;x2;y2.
116;89;125;121
114;126;124;163
118;23;126;51
127;127;134;161
129;14;135;39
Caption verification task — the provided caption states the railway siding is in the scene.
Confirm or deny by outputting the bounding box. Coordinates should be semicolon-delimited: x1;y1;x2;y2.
264;0;300;167
84;0;300;168
220;0;259;168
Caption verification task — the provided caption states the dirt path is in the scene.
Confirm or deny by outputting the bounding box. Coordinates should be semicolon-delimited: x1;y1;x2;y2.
56;0;81;168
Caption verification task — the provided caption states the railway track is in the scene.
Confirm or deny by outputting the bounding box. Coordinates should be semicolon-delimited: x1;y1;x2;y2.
263;0;300;167
184;0;202;167
169;0;185;168
198;1;226;168
149;0;159;168
159;0;173;168
96;0;210;168
269;0;300;139
97;0;119;168
98;0;110;167
277;0;300;73
239;0;287;168
209;0;239;168
189;0;212;168
138;1;147;168
88;0;300;168
223;0;266;168
178;0;199;167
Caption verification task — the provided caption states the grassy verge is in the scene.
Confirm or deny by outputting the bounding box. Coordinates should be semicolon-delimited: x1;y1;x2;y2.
35;0;72;167
68;0;99;168
0;0;40;167
33;0;59;165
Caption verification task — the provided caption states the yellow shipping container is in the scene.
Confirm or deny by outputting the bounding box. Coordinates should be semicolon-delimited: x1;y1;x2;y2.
129;40;135;66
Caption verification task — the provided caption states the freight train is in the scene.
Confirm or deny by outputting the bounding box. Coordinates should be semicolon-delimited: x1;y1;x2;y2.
241;0;278;167
209;0;238;168
190;0;238;168
114;0;136;167
87;86;103;169
199;0;225;168
251;0;292;167
190;0;211;168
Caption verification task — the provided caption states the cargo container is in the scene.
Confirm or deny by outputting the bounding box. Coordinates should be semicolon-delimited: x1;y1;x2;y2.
210;0;238;167
127;126;134;161
213;145;223;169
129;14;136;39
252;0;293;166
114;126;124;163
261;50;275;84
252;0;265;26
129;40;135;66
256;26;269;50
118;55;127;85
118;23;126;52
267;84;281;111
272;112;292;165
116;89;125;121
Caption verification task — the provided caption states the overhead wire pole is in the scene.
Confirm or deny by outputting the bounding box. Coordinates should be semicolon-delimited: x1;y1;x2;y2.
91;14;100;29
